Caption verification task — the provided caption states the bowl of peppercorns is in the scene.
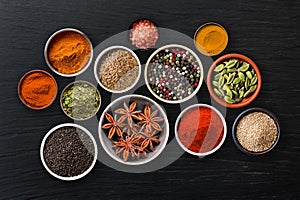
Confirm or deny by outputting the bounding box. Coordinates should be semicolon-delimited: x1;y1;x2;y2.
144;44;204;104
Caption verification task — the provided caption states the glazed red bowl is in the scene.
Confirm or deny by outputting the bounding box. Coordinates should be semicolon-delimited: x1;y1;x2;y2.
207;53;262;108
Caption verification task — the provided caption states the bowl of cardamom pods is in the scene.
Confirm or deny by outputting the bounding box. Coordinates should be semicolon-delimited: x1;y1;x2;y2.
207;53;262;108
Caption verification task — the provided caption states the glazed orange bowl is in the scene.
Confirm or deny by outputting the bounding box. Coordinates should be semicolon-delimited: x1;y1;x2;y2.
207;53;262;108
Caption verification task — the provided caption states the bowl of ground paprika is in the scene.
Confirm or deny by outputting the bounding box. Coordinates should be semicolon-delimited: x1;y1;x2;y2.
44;28;93;77
18;70;58;110
175;104;227;157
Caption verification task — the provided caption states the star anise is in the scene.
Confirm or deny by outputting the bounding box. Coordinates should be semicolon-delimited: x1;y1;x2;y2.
139;129;161;152
122;122;139;136
138;105;164;132
112;135;141;161
102;112;124;139
115;101;141;127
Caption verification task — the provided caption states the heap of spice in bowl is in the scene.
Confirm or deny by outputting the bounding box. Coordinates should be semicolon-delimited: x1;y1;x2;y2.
94;46;141;93
129;19;159;50
99;95;169;165
194;22;228;56
18;70;57;110
175;104;227;157
44;28;93;77
60;81;101;120
232;108;280;155
207;53;262;108
145;44;204;104
40;123;97;181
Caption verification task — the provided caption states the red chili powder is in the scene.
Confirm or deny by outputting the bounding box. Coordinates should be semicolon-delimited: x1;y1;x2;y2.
177;107;224;153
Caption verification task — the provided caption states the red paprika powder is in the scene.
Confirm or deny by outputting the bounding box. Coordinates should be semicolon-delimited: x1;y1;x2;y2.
177;106;224;153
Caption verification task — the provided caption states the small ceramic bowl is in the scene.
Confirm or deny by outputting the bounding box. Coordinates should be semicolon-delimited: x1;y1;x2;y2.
94;46;141;93
232;107;280;155
194;22;228;56
144;44;204;104
18;69;57;110
44;28;93;77
60;80;101;121
40;123;98;181
207;53;262;108
175;104;227;157
99;94;169;165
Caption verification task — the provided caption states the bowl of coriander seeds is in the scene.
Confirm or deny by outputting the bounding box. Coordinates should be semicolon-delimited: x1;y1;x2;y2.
232;107;280;155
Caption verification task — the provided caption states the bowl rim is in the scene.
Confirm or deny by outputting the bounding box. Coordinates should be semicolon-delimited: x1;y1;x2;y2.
98;94;169;165
207;53;262;108
93;45;142;93
232;107;280;155
18;69;58;110
44;28;94;77
193;22;228;56
60;80;101;121
144;44;204;104
40;123;98;181
174;104;227;157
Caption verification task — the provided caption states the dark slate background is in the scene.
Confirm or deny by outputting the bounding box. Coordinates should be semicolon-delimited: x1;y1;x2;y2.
0;0;299;199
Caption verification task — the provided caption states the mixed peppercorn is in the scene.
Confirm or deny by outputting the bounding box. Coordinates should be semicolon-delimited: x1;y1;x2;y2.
147;47;201;102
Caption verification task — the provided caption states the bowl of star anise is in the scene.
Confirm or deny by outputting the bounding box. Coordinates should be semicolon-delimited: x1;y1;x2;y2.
99;94;169;165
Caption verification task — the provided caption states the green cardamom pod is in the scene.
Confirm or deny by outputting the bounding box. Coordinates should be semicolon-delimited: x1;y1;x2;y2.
224;74;229;80
226;89;233;99
233;77;241;84
214;88;222;97
250;85;257;93
227;73;235;84
243;89;252;98
212;81;219;87
225;59;237;68
238;72;245;81
239;62;250;72
227;68;236;73
225;96;235;104
214;73;221;80
222;84;229;90
235;98;242;103
232;90;238;97
214;64;224;72
221;69;227;75
251;76;258;85
245;77;250;90
218;76;225;86
246;71;253;79
239;90;244;98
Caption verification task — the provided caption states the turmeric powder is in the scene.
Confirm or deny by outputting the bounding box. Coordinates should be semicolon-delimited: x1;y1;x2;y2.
18;70;57;109
194;23;228;56
47;30;91;75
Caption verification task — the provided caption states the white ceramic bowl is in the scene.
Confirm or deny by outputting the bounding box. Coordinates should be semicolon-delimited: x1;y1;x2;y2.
175;104;227;157
99;94;169;165
94;46;141;93
144;44;204;104
60;80;101;121
40;123;98;181
44;28;93;77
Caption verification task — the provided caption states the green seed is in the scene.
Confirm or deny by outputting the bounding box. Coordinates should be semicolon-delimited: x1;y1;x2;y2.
238;72;245;81
214;73;221;80
245;77;250;90
246;71;253;79
214;64;224;72
239;90;244;98
212;81;219;87
250;85;257;93
227;73;235;84
225;96;235;104
225;59;237;68
221;69;227;75
214;88;222;97
218;76;225;86
226;89;233;99
235;98;242;103
227;68;236;73
233;77;241;84
239;62;250;72
222;84;229;90
224;74;229;80
251;76;258;85
232;90;238;97
243;89;252;98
